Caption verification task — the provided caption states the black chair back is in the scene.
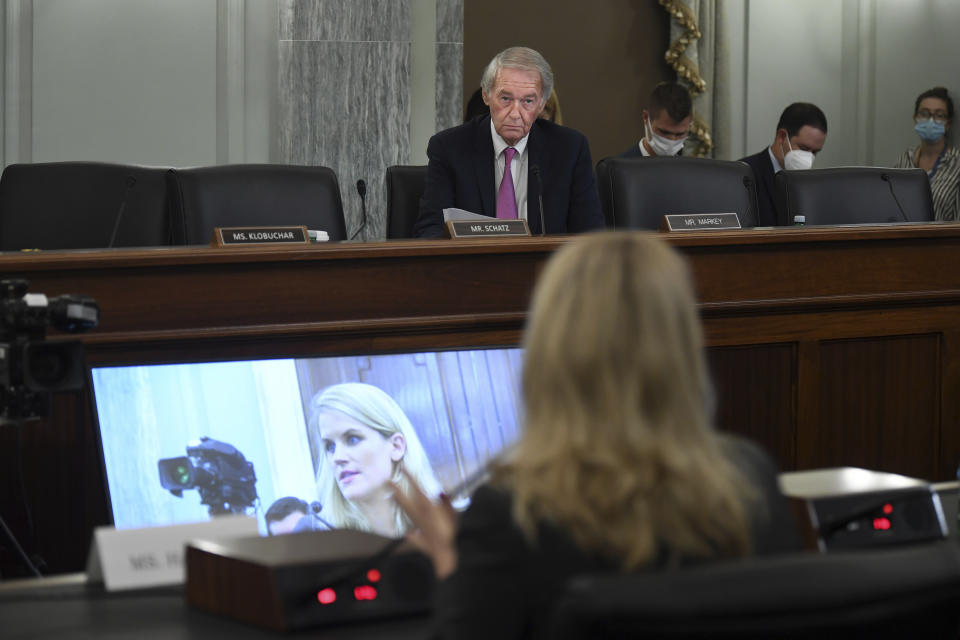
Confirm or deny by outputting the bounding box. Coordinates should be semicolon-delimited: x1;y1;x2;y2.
775;167;934;226
595;156;759;229
0;162;171;250
167;164;346;244
551;543;960;639
385;165;427;239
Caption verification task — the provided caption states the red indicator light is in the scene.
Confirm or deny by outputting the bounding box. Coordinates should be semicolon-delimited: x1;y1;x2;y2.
354;585;378;601
317;588;337;605
873;517;891;531
882;503;893;515
366;569;382;583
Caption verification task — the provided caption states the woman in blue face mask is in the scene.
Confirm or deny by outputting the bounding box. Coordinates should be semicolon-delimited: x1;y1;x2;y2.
894;87;959;221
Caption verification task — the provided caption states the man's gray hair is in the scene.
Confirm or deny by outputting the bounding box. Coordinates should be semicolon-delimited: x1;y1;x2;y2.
480;47;553;106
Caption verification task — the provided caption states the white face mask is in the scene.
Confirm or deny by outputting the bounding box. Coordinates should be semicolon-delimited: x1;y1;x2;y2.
645;117;687;156
782;135;814;170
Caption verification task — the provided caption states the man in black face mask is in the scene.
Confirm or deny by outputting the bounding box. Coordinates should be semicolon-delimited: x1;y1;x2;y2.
620;82;692;158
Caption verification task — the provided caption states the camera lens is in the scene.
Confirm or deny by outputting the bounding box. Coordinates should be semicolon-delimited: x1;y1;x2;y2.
24;342;84;391
174;464;191;486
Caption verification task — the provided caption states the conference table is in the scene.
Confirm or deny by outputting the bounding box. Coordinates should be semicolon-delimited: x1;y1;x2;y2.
0;574;430;639
1;222;959;579
0;483;955;638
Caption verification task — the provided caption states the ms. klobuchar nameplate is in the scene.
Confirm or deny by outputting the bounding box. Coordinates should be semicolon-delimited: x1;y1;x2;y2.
211;226;309;247
661;213;741;232
444;219;530;238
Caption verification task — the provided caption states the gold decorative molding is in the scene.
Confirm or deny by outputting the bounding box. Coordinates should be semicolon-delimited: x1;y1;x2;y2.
659;0;712;157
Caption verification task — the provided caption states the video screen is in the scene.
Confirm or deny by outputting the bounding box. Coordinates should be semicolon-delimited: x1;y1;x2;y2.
90;348;523;537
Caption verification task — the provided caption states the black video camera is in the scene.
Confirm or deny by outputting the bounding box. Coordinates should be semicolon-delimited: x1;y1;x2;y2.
158;437;259;516
0;279;99;424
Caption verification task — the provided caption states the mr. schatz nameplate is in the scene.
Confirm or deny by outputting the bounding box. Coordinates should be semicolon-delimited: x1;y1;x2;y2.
445;219;530;238
662;213;741;231
212;226;309;247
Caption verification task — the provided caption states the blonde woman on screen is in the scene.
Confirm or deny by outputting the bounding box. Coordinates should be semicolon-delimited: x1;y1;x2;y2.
395;232;800;638
311;382;441;538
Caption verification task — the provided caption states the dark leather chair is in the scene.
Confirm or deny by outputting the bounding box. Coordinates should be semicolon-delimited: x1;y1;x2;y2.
775;167;934;226
550;542;960;639
595;156;759;229
0;162;171;250
167;164;346;244
385;165;427;239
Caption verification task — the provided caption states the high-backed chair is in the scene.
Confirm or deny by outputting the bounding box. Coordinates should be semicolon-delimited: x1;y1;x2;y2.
775;167;934;226
385;165;427;239
595;156;759;229
167;164;346;244
550;542;960;639
0;162;172;250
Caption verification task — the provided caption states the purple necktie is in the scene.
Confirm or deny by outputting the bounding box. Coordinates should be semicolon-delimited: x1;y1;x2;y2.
496;147;518;219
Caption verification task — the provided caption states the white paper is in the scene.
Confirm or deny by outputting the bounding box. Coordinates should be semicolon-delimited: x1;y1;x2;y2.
86;516;258;591
443;208;488;222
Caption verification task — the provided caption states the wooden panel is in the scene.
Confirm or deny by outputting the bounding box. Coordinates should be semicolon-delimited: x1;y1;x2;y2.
797;334;940;479
939;331;960;483
707;344;796;472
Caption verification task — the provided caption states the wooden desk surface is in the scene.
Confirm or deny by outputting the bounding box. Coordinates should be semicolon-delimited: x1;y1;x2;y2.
2;224;959;575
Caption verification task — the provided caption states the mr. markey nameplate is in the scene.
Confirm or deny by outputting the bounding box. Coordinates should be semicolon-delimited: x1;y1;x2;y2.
445;219;530;238
212;226;310;247
662;213;741;231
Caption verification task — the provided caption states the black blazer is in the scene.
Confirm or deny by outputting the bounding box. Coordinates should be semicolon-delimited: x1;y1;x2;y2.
431;435;802;639
413;116;605;237
741;148;781;226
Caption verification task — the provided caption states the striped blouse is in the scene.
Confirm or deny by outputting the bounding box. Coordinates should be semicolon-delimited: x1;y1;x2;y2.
894;146;960;221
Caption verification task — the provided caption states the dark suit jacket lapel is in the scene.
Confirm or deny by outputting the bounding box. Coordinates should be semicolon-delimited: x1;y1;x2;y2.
760;150;776;202
762;150;790;225
526;122;544;234
473;118;496;217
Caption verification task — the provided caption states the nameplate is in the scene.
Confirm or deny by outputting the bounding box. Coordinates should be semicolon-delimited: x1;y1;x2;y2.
445;219;530;238
661;213;741;231
211;226;309;247
86;516;258;591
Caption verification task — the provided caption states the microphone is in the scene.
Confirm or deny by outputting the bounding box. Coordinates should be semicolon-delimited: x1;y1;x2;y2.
881;173;910;222
530;165;546;236
349;178;368;240
107;176;137;248
309;500;337;530
817;496;909;540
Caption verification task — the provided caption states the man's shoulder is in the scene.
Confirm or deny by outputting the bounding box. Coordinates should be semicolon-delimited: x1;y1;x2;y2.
431;116;487;146
741;149;775;178
740;149;770;168
532;118;588;145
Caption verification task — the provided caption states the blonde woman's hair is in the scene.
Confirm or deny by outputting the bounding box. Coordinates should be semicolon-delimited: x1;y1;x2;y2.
502;232;755;569
539;89;563;125
312;382;442;537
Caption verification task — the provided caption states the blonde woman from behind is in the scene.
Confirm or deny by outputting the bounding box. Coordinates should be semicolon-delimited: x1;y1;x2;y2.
395;232;801;639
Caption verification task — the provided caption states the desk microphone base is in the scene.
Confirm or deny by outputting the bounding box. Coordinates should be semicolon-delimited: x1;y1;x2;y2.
185;530;434;632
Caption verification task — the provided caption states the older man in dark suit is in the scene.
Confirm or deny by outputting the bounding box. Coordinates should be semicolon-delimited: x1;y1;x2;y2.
414;47;604;237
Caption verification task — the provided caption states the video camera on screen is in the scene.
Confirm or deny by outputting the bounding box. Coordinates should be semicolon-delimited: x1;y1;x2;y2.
158;437;259;517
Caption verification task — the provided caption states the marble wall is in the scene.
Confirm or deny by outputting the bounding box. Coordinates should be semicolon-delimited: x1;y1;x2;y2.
435;0;464;133
278;0;462;241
